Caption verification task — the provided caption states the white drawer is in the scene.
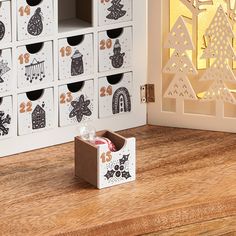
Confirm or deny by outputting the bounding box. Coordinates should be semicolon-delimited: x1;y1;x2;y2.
18;87;54;135
17;41;54;88
58;34;94;80
0;95;12;140
17;0;54;41
98;27;132;72
0;47;12;93
99;71;133;118
98;0;132;26
59;79;94;127
0;0;11;44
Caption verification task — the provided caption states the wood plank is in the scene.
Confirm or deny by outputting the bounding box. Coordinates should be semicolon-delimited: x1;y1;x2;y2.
146;216;236;236
0;126;236;235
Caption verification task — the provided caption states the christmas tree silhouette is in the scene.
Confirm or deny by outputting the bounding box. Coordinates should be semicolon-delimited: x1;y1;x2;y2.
106;0;126;20
163;16;197;113
198;6;236;108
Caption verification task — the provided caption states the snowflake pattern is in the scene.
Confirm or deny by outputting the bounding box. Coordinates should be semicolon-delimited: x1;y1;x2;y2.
0;60;10;83
69;95;92;123
0;111;11;136
104;154;131;181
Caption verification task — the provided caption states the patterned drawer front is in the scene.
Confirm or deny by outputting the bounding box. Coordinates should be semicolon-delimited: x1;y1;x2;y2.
58;34;94;80
0;0;11;44
98;0;132;26
18;88;54;135
59;79;94;127
98;27;132;72
99;71;132;118
17;0;54;41
0;95;12;140
0;47;12;93
97;135;136;189
17;41;53;88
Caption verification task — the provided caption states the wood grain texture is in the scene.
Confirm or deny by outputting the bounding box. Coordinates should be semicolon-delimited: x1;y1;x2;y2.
0;125;236;236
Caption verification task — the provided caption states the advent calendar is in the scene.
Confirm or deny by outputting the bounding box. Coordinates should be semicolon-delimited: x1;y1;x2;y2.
3;0;236;157
1;0;147;157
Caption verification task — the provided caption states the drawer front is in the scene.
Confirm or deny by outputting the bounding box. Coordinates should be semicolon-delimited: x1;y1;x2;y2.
58;34;94;80
98;0;132;26
17;0;54;41
98;27;132;72
59;79;94;127
0;48;12;93
17;41;54;88
99;71;133;118
0;95;12;140
0;1;11;44
18;88;54;135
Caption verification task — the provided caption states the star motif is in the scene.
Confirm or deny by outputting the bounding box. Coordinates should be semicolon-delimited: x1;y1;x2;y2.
122;171;131;179
69;95;92;123
104;170;115;180
119;154;130;165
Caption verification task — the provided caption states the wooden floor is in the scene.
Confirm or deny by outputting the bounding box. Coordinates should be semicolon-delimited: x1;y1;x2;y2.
0;125;236;236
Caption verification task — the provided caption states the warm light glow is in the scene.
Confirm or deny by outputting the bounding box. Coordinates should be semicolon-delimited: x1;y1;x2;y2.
170;0;234;69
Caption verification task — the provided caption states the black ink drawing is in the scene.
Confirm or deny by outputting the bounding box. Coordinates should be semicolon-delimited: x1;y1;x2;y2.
104;154;131;180
27;8;43;36
71;50;84;76
25;58;45;83
69;95;92;123
106;0;127;20
0;21;5;40
0;60;10;83
110;39;125;68
112;87;131;114
32;104;46;130
0;111;11;136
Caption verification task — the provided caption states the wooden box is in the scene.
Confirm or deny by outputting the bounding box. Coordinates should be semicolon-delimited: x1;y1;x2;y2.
75;130;136;189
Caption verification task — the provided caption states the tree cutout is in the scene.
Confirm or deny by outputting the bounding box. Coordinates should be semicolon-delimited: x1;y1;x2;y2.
199;5;236;106
180;0;213;16
163;51;197;75
180;0;213;68
106;0;126;21
225;0;236;26
163;16;197;112
165;17;194;52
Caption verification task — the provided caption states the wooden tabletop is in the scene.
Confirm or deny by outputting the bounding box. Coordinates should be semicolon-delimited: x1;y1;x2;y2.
0;126;236;236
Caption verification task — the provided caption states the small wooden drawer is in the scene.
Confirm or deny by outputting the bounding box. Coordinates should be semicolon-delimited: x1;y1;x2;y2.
75;130;136;189
0;95;12;140
17;0;54;41
59;80;94;127
98;0;132;26
17;41;53;88
99;72;132;118
98;27;132;72
0;0;11;44
18;88;54;135
0;47;12;93
58;34;94;80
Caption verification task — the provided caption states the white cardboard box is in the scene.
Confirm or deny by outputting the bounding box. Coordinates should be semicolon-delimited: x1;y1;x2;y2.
75;130;136;189
59;79;94;127
0;95;12;140
17;41;54;88
0;0;11;44
99;71;132;118
98;26;132;72
0;47;12;93
98;0;133;26
18;88;54;135
58;34;94;80
16;0;54;41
